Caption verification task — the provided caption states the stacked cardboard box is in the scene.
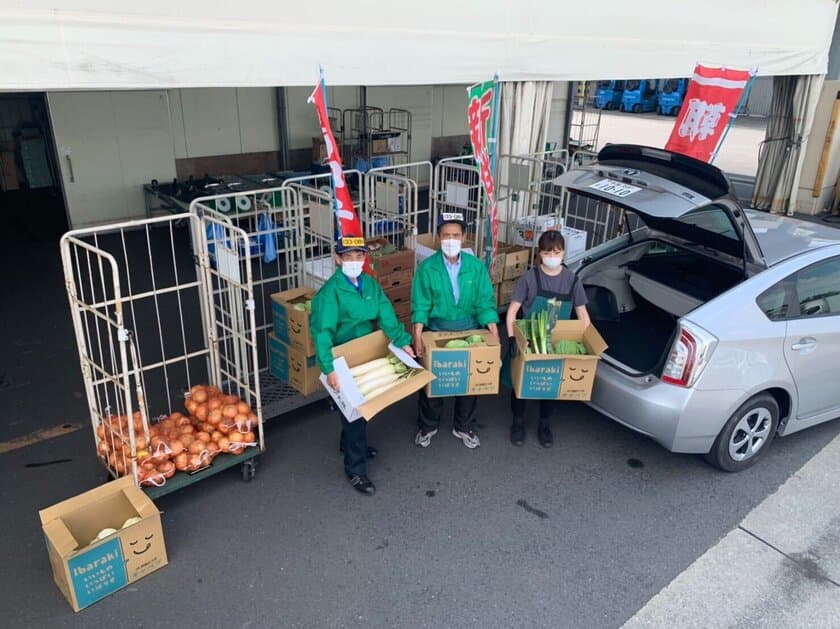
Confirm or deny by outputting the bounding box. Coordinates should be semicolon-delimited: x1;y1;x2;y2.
369;239;415;329
270;288;320;395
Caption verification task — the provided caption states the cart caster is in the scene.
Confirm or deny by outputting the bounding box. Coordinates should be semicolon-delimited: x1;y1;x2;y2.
241;459;257;482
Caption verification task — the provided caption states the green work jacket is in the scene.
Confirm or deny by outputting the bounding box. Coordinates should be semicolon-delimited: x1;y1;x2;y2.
411;250;499;328
310;270;411;375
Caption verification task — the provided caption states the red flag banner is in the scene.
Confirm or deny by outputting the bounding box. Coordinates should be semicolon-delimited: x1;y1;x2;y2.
664;65;752;162
308;78;364;240
308;75;373;274
467;80;499;272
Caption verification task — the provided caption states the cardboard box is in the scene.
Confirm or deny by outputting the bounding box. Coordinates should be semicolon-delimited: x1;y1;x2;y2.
320;330;435;422
38;477;168;612
511;320;608;401
271;288;316;356
379;268;412;293
392;300;412;322
268;333;321;395
422;330;501;397
384;283;412;311
497;279;517;307
498;244;531;282
369;243;415;276
0;151;19;191
371;138;389;155
312;137;328;162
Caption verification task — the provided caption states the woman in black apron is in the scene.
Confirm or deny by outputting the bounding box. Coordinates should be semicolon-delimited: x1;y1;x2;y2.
504;230;590;447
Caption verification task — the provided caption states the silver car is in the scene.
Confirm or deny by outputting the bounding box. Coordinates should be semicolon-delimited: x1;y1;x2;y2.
557;145;840;471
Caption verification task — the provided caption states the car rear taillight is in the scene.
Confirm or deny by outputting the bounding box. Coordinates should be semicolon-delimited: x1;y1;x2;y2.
661;322;717;387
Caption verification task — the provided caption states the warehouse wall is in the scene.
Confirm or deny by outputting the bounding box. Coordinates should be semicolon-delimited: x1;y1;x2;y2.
168;87;279;158
795;80;840;215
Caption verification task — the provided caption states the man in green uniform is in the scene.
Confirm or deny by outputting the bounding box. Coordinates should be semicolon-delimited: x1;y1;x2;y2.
310;234;415;496
411;212;499;449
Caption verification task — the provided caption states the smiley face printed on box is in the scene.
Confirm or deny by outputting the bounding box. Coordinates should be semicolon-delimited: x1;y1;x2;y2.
122;522;166;581
289;355;305;374
560;361;594;398
469;350;497;391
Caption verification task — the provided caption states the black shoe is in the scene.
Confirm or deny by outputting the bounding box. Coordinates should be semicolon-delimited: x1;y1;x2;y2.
339;445;379;459
537;422;553;448
510;420;525;446
348;475;376;495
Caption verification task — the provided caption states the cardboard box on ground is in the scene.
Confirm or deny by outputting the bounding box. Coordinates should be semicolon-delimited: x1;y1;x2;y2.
321;330;435;422
422;330;501;397
511;320;608;401
38;477;167;612
268;333;321;396
271;288;316;356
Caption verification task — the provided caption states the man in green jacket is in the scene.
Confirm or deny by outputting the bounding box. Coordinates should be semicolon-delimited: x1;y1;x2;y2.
411;212;499;449
310;234;415;496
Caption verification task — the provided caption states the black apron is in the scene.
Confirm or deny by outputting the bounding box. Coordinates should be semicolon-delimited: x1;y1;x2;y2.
501;267;577;387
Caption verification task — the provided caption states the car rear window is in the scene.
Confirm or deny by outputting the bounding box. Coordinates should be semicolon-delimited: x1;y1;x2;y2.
674;206;739;241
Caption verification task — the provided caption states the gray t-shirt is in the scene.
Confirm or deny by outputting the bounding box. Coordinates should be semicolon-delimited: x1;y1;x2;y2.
511;267;588;316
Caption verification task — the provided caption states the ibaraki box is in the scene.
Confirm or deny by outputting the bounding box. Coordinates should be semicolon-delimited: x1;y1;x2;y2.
511;320;607;401
38;476;167;611
421;330;501;397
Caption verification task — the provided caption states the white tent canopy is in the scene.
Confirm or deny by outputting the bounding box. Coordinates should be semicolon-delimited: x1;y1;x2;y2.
0;1;837;90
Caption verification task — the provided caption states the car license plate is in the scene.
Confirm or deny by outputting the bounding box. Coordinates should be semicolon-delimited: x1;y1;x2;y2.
589;179;641;198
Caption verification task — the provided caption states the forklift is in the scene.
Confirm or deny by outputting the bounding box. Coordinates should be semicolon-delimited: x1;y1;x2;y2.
594;80;625;110
621;79;659;113
658;78;687;115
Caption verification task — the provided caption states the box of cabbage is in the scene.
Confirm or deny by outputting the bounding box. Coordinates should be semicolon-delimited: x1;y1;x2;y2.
321;330;435;422
421;330;501;397
511;319;607;401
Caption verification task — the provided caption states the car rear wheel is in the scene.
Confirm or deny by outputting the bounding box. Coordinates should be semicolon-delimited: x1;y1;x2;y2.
704;393;779;472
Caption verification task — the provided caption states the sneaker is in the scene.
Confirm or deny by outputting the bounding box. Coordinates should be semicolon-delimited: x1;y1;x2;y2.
452;428;480;449
415;428;438;448
537;422;553;448
348;475;376;496
510;421;525;446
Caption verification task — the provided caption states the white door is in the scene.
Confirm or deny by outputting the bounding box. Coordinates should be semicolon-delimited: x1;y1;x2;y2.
783;256;840;420
49;91;176;228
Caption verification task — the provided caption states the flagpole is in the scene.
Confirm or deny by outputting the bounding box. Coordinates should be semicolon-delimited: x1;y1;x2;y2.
484;75;500;270
710;70;757;165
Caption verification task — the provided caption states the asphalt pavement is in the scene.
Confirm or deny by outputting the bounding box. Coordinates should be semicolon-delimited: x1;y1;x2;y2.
3;388;838;627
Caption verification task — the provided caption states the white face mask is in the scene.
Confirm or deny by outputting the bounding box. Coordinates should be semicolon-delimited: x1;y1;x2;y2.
541;255;563;270
341;260;364;280
441;239;462;258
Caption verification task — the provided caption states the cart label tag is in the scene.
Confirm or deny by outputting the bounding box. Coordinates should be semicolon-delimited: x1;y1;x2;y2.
215;246;242;284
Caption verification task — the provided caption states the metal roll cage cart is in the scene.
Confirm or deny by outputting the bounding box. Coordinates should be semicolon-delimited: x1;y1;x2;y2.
61;212;265;497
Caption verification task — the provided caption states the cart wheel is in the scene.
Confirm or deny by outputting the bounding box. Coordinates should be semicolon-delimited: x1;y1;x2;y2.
241;459;257;482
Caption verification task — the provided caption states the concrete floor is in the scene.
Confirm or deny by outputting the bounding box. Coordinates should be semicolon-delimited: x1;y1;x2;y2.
593;110;767;176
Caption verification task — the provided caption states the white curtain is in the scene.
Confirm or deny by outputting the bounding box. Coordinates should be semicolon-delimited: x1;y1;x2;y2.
495;81;554;238
753;74;825;214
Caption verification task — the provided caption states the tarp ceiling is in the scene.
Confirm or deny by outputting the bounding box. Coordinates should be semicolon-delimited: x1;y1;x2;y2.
1;1;837;90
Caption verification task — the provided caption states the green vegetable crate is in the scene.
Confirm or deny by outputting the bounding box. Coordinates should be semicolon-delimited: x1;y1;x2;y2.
511;320;607;401
421;330;501;397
